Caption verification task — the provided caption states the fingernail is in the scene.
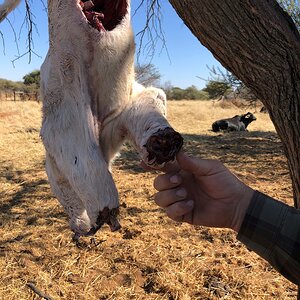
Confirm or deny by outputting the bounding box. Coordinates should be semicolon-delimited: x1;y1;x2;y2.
170;175;179;184
176;188;187;198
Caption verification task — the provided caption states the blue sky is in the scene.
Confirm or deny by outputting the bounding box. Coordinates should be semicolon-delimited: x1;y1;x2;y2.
0;0;224;89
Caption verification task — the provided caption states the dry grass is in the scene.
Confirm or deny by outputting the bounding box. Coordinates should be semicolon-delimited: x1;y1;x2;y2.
0;100;296;300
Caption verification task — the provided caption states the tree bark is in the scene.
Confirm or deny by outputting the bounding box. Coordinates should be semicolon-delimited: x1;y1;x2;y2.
169;0;300;208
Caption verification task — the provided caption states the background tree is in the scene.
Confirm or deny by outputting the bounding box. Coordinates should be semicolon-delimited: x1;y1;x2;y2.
166;3;300;292
167;87;185;100
202;80;232;99
0;78;24;92
168;1;300;212
23;70;40;86
202;66;258;101
135;63;161;87
184;85;206;100
163;85;208;100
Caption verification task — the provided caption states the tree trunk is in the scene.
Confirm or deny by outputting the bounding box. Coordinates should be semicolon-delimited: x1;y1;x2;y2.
169;0;300;208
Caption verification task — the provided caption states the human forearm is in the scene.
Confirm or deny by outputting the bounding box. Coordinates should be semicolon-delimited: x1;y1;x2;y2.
237;191;300;285
231;184;254;232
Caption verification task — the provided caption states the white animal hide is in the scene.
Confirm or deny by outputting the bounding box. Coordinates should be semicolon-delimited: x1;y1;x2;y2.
40;0;183;238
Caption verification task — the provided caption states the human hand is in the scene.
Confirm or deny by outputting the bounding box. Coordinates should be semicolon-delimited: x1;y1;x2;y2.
153;152;254;232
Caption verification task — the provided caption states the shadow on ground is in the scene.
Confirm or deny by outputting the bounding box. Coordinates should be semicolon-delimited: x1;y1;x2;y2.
0;130;287;245
113;130;285;173
0;160;67;228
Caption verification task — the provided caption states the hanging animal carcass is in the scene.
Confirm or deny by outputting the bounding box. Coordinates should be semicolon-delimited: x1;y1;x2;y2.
40;0;183;240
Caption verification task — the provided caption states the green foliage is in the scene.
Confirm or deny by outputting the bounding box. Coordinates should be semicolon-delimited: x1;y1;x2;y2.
0;70;40;96
184;85;208;100
0;72;40;95
0;78;25;92
202;80;232;99
201;66;257;100
278;0;300;29
23;70;40;86
165;85;208;100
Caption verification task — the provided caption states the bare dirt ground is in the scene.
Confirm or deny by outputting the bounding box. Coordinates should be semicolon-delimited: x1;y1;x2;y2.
0;100;297;299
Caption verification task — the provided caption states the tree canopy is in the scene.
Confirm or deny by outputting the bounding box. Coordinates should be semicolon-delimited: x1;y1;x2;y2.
135;64;161;87
0;69;40;93
164;85;208;100
23;70;40;86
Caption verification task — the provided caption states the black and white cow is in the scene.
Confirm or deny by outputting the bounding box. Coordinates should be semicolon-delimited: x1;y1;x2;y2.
212;112;257;132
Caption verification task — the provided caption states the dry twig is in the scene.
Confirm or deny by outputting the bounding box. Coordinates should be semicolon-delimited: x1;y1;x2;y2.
27;282;53;300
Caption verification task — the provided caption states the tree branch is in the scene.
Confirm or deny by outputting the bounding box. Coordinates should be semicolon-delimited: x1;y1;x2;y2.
27;282;53;300
11;0;42;66
0;0;20;23
134;0;169;61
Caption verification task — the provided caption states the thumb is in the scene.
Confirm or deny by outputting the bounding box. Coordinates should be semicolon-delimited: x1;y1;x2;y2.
176;151;220;176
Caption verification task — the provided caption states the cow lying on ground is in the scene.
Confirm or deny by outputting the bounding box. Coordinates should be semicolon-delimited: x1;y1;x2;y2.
212;112;257;132
37;0;183;241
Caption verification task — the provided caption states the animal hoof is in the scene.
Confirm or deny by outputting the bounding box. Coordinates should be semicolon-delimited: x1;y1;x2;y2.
73;207;121;241
94;207;121;232
144;127;183;166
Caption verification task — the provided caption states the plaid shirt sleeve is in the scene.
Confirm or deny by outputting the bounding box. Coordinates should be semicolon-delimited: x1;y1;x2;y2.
237;190;300;285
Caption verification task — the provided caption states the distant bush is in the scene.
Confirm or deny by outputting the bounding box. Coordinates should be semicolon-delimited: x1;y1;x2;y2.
202;80;232;99
165;85;208;100
202;66;258;101
0;70;40;94
0;76;40;101
0;79;25;92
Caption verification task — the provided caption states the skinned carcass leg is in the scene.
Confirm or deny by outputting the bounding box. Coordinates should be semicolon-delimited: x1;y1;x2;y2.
100;86;183;168
130;88;183;167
